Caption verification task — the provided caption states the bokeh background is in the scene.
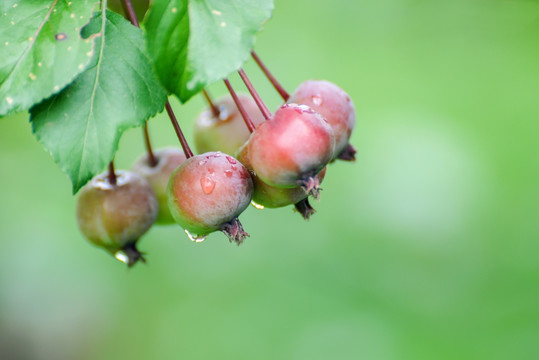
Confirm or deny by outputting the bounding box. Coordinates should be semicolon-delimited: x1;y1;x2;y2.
1;0;539;359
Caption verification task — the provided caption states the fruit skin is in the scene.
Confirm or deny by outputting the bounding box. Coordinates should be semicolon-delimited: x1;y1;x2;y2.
236;142;327;209
76;171;158;266
289;80;356;160
132;148;186;224
194;94;265;156
247;103;335;192
167;152;253;244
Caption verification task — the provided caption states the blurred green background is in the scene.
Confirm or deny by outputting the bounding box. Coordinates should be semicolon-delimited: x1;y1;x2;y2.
1;0;539;359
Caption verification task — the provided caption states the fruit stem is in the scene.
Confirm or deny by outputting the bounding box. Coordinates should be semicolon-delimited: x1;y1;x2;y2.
118;1;194;160
202;89;220;118
165;101;193;159
251;51;290;101
108;161;117;186
120;0;140;27
223;78;256;133
237;69;272;121
119;1;158;167
143;124;158;167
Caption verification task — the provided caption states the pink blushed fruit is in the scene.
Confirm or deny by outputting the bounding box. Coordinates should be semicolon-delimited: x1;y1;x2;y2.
132;148;186;224
76;171;158;266
167;152;253;244
289;80;356;161
247;103;335;198
236;142;327;218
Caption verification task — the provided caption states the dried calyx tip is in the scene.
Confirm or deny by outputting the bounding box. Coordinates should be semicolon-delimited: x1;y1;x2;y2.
337;143;357;162
220;218;249;246
294;198;316;220
115;242;146;267
298;175;321;200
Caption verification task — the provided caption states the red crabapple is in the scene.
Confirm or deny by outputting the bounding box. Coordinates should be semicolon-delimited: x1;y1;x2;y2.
289;80;356;161
236;142;327;217
247;103;334;198
194;94;265;156
167;152;253;244
76;171;158;266
132;148;186;224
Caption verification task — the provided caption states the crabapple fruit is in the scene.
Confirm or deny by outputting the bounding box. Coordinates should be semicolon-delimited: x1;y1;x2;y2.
167;152;253;245
132;148;186;224
194;94;265;156
76;171;158;266
289;80;356;161
236;142;327;216
247;103;334;198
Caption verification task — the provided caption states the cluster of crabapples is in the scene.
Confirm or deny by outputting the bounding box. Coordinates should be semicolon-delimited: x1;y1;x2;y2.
76;78;356;266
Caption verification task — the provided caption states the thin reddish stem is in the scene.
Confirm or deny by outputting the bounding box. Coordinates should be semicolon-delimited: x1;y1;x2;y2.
120;0;140;27
165;101;193;159
143;124;158;166
120;1;192;159
120;0;157;166
202;89;220;118
223;79;256;133
251;51;290;101
237;69;272;121
108;162;117;186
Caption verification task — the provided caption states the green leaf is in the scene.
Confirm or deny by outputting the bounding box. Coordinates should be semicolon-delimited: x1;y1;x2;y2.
30;9;167;193
144;0;274;103
0;0;98;117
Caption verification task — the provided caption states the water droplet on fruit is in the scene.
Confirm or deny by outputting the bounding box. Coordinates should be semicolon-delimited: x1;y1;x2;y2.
312;95;323;106
226;156;237;164
200;176;216;194
207;167;215;174
250;201;265;210
218;106;230;121
185;229;207;243
199;160;207;166
224;170;233;177
231;165;237;171
114;251;129;264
